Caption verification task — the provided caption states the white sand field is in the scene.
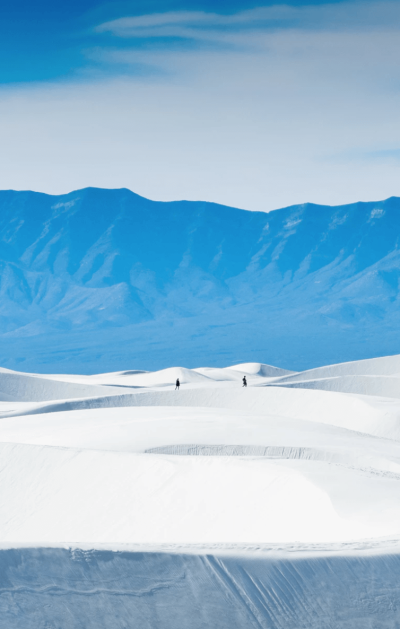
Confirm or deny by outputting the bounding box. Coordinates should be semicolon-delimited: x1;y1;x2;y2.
2;355;400;627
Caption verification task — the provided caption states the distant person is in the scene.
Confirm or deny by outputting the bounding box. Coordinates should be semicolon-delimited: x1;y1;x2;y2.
175;378;180;390
242;376;247;387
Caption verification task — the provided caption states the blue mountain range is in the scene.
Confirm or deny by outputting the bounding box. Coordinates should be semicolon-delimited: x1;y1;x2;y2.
0;188;399;373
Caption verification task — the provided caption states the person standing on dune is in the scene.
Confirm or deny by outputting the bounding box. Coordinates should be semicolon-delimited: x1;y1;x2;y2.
175;378;180;390
242;376;247;387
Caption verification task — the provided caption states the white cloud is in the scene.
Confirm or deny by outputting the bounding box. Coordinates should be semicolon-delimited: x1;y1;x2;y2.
96;11;214;33
95;2;400;40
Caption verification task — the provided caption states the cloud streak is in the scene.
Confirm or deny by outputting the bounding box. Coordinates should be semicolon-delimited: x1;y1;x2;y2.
95;2;400;42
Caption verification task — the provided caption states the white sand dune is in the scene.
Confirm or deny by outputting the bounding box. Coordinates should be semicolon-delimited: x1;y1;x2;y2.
3;545;400;629
272;374;400;398
2;384;400;440
0;366;138;402
2;355;400;626
271;353;400;381
261;354;400;398
228;362;295;377
3;441;381;545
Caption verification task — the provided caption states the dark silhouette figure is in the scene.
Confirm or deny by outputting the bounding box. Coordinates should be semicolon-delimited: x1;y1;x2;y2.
242;376;247;387
175;378;180;390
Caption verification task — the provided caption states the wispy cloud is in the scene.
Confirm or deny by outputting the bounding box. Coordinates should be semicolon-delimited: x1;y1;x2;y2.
328;148;400;164
366;149;400;162
95;2;400;43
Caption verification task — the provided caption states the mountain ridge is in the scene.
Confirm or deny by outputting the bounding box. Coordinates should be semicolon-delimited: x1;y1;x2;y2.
0;188;399;372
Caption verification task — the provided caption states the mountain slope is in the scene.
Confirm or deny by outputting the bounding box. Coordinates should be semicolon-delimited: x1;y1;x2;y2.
0;188;399;372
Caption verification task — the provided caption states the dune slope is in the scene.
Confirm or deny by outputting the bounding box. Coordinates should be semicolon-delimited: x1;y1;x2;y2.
2;355;400;626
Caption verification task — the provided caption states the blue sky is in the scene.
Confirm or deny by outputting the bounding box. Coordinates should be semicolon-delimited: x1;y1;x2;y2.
1;0;363;84
1;0;400;211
